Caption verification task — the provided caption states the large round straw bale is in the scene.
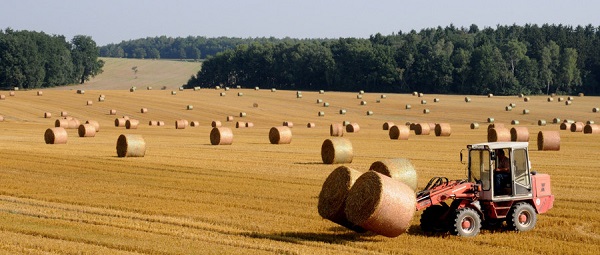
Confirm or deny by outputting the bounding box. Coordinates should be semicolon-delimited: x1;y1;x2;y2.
588;120;596;125
405;104;411;109
382;122;394;130
412;91;418;96
592;107;599;113
227;116;234;122
318;111;325;116
86;100;93;106
307;122;316;128
220;92;226;97
224;87;229;91
140;108;148;113
189;121;200;127
511;120;520;125
98;96;105;102
470;123;480;129
342;120;351;126
434;123;451;137
149;120;158;126
488;93;494;97
421;100;427;104
147;86;152;90
487;117;495;123
55;119;69;128
187;105;194;110
116;134;146;157
157;121;165;126
126;119;139;129
559;122;568;130
9;91;15;96
114;118;126;127
239;112;246;117
389;125;409;140
538;120;547;126
179;86;184;91
553;118;561;124
44;112;52;118
85;120;100;132
171;91;177;95
568;96;574;100
0;95;5;100
67;119;80;129
518;94;524;98
565;100;572;105
109;109;117;115
254;86;260;90
323;102;330;107
210;127;233;145
547;97;554;102
522;109;530;114
175;120;187;129
465;97;471;102
271;88;276;92
558;97;564;102
551;93;556;97
283;121;293;128
366;110;374;116
346;123;360;133
524;97;530;102
505;106;512;111
584;124;600;134
339;109;347;115
44;127;67;144
344;171;416;237
423;109;430;114
427;123;436;130
418;92;424;97
579;93;585;97
296;94;303;98
316;99;323;103
330;123;344;137
78;124;96;137
414;123;431;135
269;126;292;144
37;91;43;96
433;98;440;102
488;128;511;142
360;101;367;105
321;138;353;164
487;123;504;130
356;95;362;99
369;158;418;191
381;94;387;99
510;127;529;142
538;131;560;151
318;166;363;231
359;90;365;94
60;111;68;117
236;121;246;128
245;122;254;128
319;90;325;94
211;120;222;127
570;122;584;132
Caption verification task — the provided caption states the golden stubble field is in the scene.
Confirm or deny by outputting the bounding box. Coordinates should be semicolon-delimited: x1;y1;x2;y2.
1;61;599;254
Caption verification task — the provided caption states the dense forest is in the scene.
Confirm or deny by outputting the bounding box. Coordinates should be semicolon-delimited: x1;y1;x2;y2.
0;29;104;89
182;24;600;95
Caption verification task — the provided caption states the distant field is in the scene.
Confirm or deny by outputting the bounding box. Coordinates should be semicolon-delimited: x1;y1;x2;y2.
49;58;202;91
0;84;599;254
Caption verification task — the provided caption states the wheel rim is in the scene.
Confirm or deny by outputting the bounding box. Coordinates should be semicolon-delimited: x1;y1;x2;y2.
461;216;475;233
518;210;532;226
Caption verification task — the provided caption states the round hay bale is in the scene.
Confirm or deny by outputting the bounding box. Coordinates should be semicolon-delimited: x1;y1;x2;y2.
316;99;323;103
175;120;187;129
235;121;246;128
524;97;530;102
296;94;303;98
147;86;152;90
157;121;165;126
356;95;363;99
421;100;427;104
389;125;409;140
414;123;431;135
253;103;258;108
360;101;367;106
487;117;495;123
568;96;574;101
210;127;233;145
434;123;451;137
44;112;52;118
239;112;246;117
433;98;440;102
359;90;365;94
423;109;430;114
511;120;520;125
224;87;230;91
488;93;494;97
215;86;221;90
227;116;234;122
235;85;241;89
323;102;329;107
211;120;222;128
237;92;243;96
381;94;386;99
505;106;512;111
171;91;177;95
44;127;67;144
321;137;353;164
551;93;556;97
558;97;564;102
470;123;480;129
346;123;360;133
245;122;254;128
538;120;547;126
318;111;325;117
179;87;184;91
405;104;412;109
254;86;260;90
579;93;584;97
369;158;418;191
126;119;139;129
412;91;418;96
559;122;568;130
570;122;584;132
565;100;572;105
190;121;200;127
344;171;416;237
149;120;158;126
85;120;100;132
78;124;96;137
220;92;226;97
86;100;93;106
37;91;43;96
0;95;5;100
519;94;524;98
584;124;600;134
488;128;511;142
418;93;424;97
588;120;595;125
140;108;148;113
319;90;325;94
283;121;293;128
187;105;194;110
67;119;80;129
271;88;276;92
510;103;517;107
339;109;347;115
269;126;292;144
382;122;394;130
366;111;374;116
116;134;146;157
563;119;575;124
522;109;530;114
593;107;599;113
510;127;529;142
9;91;15;96
342;121;351;126
307;122;316;128
538;131;560;151
464;97;471;102
547;97;554;102
109;109;117;115
60;111;68;117
553;118;561;124
98;96;105;102
114;118;126;127
330;123;344;137
427;123;436;130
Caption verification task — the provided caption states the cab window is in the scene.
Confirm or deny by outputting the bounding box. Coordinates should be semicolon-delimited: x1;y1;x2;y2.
469;149;490;190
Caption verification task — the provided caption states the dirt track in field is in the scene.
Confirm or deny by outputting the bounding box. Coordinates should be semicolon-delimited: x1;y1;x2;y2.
0;59;599;254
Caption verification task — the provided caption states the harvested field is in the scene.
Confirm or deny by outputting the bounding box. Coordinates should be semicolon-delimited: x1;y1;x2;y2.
0;59;599;254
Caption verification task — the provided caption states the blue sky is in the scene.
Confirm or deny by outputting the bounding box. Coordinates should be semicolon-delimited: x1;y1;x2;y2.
1;0;599;45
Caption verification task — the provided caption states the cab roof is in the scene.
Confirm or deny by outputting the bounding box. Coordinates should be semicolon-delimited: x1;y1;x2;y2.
468;142;529;150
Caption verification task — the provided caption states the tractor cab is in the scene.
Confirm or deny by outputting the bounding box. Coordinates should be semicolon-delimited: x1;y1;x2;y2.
466;142;533;201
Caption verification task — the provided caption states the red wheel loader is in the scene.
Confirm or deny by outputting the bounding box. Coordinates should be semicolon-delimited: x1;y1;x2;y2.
416;142;554;237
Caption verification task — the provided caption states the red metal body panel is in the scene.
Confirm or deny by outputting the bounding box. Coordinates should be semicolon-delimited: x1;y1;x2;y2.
416;181;478;211
531;174;554;213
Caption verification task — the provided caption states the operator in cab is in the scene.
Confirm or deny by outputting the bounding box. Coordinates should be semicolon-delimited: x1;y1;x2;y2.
494;149;510;194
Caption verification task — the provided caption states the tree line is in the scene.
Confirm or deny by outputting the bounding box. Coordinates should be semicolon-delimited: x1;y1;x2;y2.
0;28;104;89
185;24;600;95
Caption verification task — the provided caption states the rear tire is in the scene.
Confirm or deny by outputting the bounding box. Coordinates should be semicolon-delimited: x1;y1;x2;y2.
508;202;537;232
451;208;481;237
420;205;449;233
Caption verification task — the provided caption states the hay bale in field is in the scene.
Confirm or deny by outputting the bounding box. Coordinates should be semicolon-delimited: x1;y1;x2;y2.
405;104;411;109
85;120;100;132
511;120;520;125
318;111;325;116
360;101;367;106
210;127;233;145
171;91;177;95
175;119;188;129
423;109;430;114
189;121;200;127
389;125;409;140
157;121;165;126
344;171;416;237
271;88;276;92
584;124;600;134
147;86;152;90
44;127;67;144
579;93;584;97
547;97;554;102
488;93;494;97
9;91;15;96
0;95;5;100
433;98;440;102
316;99;323;103
116;134;146;157
179;86;184;91
510;127;529;142
140;108;148;113
464;97;471;102
522;109;530;114
593;108;599;113
235;121;246;128
37;91;43;96
226;116;234;122
510;103;516;107
558;97;564;102
220;92;226;97
44;112;52;118
129;87;136;92
193;86;200;91
435;123;451;137
126;119;139;129
61;111;68;117
297;94;303;98
319;90;325;94
55;119;68;128
567;96;574;101
381;94;386;99
186;105;194;110
98;96;105;102
269;126;292;144
366;110;374;116
356;94;362;99
565;100;572;105
487;117;495;123
254;86;260;90
236;85;241;89
427;123;436;130
149;120;158;126
588;120;595;125
382;122;394;130
418;93;424;97
342;121;351;126
339;109;347;115
245;122;254;128
412;91;418;96
421;100;427;104
346;123;360;133
283;121;293;128
369;158;418;191
109;109;117;115
470;123;480;129
67;119;80;129
307;122;316;128
488;128;511;142
505;106;512;111
322;102;330;107
77;89;85;94
559;122;568;130
518;94;524;98
538;120;547;126
359;90;365;94
570;122;584;132
211;120;222;128
537;131;560;151
237;92;244;97
114;118;126;127
330;123;344;137
553;118;561;124
78;124;96;137
414;123;431;135
224;87;230;91
215;86;221;90
239;112;246;117
524;97;530;102
321;137;353;164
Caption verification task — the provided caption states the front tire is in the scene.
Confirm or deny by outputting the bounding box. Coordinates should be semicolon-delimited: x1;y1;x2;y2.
508;202;537;232
420;204;449;233
451;208;481;237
